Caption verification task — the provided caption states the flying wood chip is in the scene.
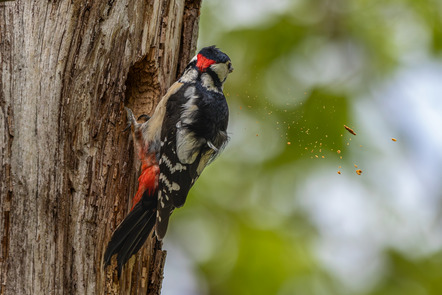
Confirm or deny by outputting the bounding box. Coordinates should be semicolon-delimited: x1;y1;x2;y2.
344;125;356;135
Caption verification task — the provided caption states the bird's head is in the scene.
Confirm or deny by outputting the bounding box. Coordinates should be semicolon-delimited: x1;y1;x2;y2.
196;46;233;80
180;46;233;91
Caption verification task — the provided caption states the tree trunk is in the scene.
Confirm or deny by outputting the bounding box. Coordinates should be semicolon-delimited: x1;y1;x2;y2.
0;0;201;294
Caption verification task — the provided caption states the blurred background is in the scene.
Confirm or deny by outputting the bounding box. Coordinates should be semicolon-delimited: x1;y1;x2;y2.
163;0;442;294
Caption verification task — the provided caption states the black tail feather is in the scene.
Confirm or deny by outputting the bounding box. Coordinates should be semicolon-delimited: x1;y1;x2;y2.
104;195;157;275
124;212;156;261
116;211;156;274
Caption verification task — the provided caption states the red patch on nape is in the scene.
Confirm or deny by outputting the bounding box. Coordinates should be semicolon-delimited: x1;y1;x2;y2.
196;54;216;72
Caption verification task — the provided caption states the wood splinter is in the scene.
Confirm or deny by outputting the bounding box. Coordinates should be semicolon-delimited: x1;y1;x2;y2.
344;125;356;136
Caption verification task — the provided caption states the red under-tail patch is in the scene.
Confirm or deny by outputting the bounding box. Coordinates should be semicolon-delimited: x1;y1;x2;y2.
131;153;159;210
196;54;216;72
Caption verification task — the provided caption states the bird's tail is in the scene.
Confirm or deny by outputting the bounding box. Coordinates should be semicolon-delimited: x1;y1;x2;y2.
104;192;157;275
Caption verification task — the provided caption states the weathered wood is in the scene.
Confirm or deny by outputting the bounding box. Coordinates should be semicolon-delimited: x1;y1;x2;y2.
0;0;201;294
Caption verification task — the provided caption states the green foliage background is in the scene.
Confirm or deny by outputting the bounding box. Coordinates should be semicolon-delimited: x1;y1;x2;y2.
164;1;442;294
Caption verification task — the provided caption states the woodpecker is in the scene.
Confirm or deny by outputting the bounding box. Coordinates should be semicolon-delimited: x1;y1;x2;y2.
104;46;233;273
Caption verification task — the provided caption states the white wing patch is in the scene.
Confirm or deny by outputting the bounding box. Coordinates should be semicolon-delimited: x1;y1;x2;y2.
200;73;220;93
159;154;187;173
159;173;181;193
176;86;205;164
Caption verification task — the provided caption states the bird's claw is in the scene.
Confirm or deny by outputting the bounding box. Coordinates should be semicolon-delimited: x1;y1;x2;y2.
123;108;150;132
123;107;136;132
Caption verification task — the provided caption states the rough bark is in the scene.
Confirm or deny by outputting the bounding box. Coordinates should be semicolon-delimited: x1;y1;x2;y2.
0;0;201;294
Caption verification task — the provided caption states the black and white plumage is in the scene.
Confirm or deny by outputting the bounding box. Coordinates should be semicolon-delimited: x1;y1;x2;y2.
155;46;232;239
155;78;230;238
104;46;232;271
